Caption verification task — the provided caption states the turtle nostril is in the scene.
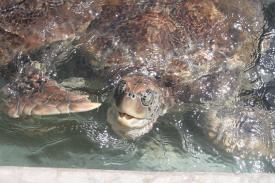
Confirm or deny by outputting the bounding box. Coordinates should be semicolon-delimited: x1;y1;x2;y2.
128;92;136;99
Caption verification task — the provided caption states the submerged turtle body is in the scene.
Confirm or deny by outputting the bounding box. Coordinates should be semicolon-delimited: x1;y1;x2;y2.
0;0;105;117
203;106;275;157
0;0;104;71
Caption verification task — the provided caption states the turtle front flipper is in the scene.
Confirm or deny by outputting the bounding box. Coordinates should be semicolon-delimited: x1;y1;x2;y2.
1;80;101;118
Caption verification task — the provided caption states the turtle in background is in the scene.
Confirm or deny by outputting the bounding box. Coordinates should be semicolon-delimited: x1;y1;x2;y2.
2;0;275;157
0;0;104;117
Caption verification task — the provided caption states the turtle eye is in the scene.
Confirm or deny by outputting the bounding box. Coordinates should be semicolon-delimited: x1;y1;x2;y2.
141;89;155;106
115;80;127;96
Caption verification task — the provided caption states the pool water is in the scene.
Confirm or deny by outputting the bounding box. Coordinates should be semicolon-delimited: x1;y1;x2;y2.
0;95;274;172
0;102;237;172
0;0;275;173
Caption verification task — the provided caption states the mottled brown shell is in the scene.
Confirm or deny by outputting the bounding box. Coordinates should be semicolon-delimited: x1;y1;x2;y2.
84;0;263;84
0;0;104;69
0;0;102;47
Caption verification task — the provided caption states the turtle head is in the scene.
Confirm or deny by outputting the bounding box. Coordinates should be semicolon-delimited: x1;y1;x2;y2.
107;74;166;139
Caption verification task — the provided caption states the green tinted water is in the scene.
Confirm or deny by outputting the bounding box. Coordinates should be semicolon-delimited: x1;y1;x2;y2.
0;104;234;172
0;74;273;172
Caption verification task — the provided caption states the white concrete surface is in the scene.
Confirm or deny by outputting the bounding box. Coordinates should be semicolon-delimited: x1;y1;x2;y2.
0;166;274;183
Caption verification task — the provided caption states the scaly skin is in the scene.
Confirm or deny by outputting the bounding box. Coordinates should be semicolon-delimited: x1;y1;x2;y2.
107;74;172;139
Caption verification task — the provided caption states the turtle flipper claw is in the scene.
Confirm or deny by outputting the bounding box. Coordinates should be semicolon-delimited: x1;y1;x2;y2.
3;80;101;118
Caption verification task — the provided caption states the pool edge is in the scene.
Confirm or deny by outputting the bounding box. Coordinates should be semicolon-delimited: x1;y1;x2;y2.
0;166;274;183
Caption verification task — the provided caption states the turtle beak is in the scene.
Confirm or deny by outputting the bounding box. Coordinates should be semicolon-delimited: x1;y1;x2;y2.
116;110;149;128
107;104;150;129
107;105;154;139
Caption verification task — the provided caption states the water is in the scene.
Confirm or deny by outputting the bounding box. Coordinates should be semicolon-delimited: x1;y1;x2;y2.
0;99;274;172
0;102;236;172
1;0;275;173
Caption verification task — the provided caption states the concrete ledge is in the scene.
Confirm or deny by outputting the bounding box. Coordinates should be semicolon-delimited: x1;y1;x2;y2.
0;166;274;183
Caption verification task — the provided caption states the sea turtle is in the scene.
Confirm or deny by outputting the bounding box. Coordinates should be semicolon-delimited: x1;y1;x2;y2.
1;0;274;157
81;0;275;156
0;0;104;117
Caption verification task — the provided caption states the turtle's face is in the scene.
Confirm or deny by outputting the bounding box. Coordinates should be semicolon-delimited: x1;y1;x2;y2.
107;75;165;139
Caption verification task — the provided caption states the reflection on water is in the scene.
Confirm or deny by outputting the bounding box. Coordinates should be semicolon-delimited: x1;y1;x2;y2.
0;0;275;173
